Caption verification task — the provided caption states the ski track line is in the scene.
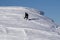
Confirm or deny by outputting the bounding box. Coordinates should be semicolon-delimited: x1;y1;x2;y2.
30;20;49;27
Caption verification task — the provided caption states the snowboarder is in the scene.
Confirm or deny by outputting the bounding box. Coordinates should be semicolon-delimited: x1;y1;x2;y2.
24;12;29;20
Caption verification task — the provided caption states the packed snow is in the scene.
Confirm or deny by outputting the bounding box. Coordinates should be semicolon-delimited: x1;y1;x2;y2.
0;6;60;40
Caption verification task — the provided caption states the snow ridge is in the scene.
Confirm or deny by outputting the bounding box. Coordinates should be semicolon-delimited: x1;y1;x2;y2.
0;6;60;40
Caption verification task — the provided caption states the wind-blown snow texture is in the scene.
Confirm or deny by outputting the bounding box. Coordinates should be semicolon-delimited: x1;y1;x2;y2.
0;6;60;40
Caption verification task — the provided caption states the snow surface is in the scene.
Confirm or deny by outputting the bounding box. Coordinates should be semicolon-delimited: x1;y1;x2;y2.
0;6;60;40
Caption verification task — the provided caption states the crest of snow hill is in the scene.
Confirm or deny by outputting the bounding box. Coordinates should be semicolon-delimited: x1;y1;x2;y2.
0;6;60;40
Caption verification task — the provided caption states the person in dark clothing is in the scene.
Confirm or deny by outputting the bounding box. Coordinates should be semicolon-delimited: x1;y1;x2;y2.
24;12;29;20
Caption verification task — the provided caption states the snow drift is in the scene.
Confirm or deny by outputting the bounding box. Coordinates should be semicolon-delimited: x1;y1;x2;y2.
0;6;60;40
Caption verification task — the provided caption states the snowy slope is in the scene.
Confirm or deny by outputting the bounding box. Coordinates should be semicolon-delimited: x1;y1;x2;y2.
0;6;60;40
